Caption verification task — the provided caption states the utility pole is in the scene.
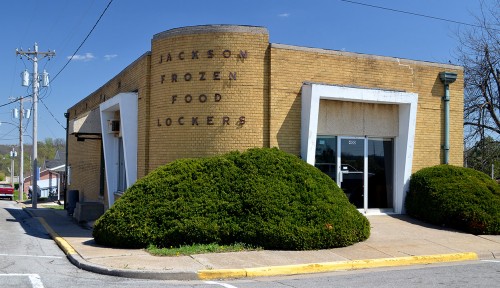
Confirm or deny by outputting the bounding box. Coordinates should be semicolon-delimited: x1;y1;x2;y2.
16;43;55;209
19;99;24;201
9;96;29;202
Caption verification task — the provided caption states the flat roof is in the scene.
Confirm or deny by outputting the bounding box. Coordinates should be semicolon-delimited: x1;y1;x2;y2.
271;43;463;70
153;25;268;40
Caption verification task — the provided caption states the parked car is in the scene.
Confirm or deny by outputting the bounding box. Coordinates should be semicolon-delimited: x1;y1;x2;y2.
28;186;41;199
0;183;14;200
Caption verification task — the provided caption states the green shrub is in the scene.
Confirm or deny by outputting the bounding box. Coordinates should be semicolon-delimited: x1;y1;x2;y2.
405;165;500;234
93;148;370;250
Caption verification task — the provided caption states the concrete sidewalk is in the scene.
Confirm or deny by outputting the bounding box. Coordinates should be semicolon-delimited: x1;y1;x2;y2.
20;204;500;280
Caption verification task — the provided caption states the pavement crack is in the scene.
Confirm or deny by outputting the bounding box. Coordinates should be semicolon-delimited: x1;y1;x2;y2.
86;253;135;260
189;255;213;270
364;244;393;257
0;260;15;271
424;239;461;253
477;235;500;245
276;281;297;288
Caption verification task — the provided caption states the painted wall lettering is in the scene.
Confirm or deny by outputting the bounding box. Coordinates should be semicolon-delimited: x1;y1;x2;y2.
207;116;214;125
157;116;246;127
239;116;246;125
157;48;249;130
167;72;236;83
171;93;222;104
160;49;248;62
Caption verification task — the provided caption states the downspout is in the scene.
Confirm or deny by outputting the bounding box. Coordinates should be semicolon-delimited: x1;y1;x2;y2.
439;72;457;164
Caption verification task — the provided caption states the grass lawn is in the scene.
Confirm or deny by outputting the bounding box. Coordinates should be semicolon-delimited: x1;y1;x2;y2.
40;204;65;210
147;243;261;256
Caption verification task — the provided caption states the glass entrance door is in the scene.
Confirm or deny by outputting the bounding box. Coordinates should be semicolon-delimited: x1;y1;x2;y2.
316;136;394;213
338;137;366;209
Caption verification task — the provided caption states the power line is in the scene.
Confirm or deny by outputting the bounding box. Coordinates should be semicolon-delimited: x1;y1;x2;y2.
339;0;500;31
51;0;114;83
0;95;32;108
0;127;18;142
33;0;113;136
1;0;114;134
39;98;65;129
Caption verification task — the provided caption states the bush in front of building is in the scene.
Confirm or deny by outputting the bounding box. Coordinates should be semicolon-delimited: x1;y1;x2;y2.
92;148;370;250
405;165;500;234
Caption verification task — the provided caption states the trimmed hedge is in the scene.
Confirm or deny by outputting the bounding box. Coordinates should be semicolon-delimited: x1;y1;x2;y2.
405;165;500;234
93;148;370;250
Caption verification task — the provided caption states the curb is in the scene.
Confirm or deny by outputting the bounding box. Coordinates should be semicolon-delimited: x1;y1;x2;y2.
197;252;479;280
36;217;77;255
22;207;481;281
23;208;199;280
66;253;199;280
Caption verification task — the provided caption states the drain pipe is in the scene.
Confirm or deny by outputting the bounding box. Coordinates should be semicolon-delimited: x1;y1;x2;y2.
439;71;457;164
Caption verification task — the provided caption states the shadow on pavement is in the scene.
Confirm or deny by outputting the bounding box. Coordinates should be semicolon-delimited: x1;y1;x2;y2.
386;213;470;234
4;207;51;240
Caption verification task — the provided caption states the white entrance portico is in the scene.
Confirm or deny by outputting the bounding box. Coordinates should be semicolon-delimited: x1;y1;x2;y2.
301;83;418;214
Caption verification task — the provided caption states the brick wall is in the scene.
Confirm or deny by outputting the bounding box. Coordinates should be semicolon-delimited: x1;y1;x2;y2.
67;53;150;205
148;26;270;171
67;135;102;202
269;44;464;171
67;25;464;205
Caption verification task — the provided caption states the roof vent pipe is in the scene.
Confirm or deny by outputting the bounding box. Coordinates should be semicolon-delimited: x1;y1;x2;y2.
439;71;457;164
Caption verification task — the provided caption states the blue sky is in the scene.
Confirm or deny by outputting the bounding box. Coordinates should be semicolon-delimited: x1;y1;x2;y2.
0;0;486;146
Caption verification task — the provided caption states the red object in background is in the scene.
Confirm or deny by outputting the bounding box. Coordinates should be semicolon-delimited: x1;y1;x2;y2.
0;183;14;201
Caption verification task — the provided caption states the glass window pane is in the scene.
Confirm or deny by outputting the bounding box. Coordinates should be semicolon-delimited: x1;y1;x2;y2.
315;136;337;180
368;139;393;209
340;138;365;209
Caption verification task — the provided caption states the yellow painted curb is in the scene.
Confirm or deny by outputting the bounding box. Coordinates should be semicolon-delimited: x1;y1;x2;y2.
35;217;78;256
198;252;478;280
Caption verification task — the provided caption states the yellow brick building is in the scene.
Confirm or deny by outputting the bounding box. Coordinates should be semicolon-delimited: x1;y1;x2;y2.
67;25;463;214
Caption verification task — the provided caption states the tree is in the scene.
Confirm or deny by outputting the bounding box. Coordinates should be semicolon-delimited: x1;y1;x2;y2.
465;136;500;178
460;0;500;149
0;138;66;180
